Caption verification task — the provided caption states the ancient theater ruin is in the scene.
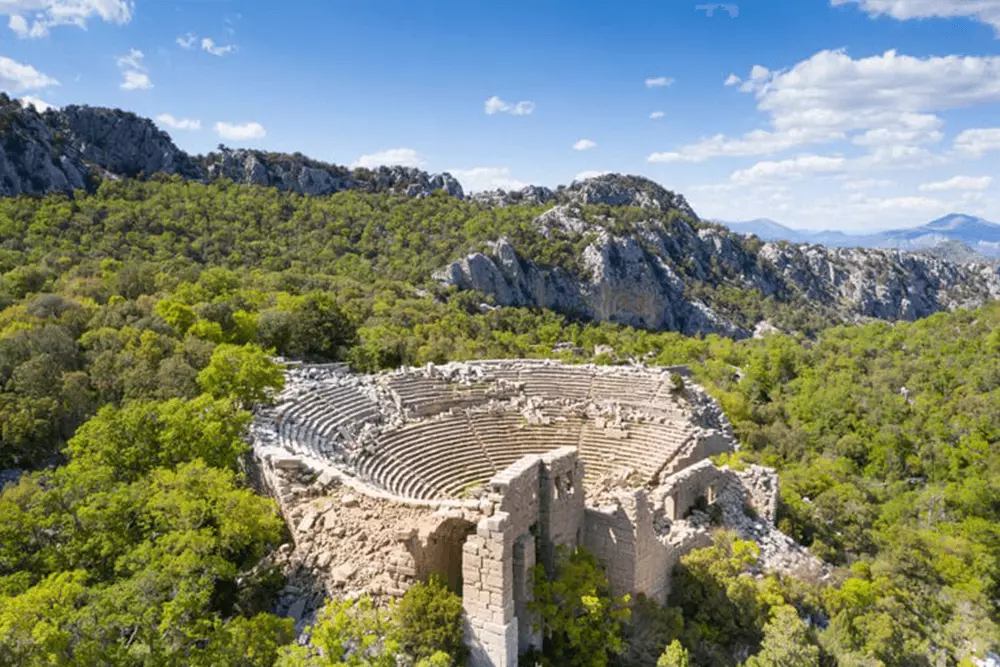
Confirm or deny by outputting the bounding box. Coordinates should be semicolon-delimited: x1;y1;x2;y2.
250;360;811;667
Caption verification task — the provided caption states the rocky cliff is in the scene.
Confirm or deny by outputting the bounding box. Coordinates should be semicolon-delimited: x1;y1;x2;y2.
470;173;699;219
0;97;463;198
437;205;1000;337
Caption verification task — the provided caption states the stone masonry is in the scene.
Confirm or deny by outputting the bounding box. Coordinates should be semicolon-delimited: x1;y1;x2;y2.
250;360;823;666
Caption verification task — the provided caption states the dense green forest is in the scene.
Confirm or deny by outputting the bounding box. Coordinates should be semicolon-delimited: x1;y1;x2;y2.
1;180;998;665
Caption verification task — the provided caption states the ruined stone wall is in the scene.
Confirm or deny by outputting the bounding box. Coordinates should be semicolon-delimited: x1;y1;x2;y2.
463;455;543;667
655;459;727;521
537;448;586;572
737;465;780;525
583;503;637;597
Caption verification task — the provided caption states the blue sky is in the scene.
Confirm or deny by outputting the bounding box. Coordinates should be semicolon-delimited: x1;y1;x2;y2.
1;0;1000;231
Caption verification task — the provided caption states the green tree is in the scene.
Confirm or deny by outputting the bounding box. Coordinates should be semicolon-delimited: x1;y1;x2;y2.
657;640;690;667
530;547;631;667
392;575;466;665
743;605;819;667
197;343;285;408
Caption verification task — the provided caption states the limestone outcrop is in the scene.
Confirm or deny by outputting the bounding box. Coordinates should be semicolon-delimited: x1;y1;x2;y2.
437;206;1000;337
0;98;463;199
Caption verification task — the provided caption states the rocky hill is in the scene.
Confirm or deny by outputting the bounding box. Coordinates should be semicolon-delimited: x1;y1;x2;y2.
437;205;1000;337
2;96;999;338
470;174;699;219
0;97;463;198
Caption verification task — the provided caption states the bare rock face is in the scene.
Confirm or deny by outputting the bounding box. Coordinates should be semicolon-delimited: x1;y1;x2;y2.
469;174;697;218
438;205;1000;337
203;147;464;199
0;98;463;199
55;106;203;180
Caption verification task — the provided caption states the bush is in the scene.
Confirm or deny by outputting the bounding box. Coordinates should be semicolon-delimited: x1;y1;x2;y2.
393;575;467;665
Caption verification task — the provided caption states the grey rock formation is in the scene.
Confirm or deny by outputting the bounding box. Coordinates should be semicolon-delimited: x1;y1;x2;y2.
438;205;1000;337
203;147;464;198
468;173;697;218
470;185;557;208
0;98;463;199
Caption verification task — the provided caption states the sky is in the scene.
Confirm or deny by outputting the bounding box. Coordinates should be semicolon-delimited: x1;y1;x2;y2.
1;0;1000;232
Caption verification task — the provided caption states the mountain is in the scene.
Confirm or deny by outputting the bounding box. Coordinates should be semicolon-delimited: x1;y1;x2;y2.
718;214;1000;260
438;205;1000;338
871;214;1000;257
3;95;1000;339
0;96;463;199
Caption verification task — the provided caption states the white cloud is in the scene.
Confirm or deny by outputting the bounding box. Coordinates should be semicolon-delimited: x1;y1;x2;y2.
574;170;610;182
19;95;55;112
856;144;944;169
353;148;424;169
573;139;597;151
177;32;197;49
156;114;201;131
0;56;58;91
649;127;843;163
116;48;145;71
919;175;994;192
651;49;1000;163
851;194;949;213
120;70;151;90
215;121;267;142
842;178;893;190
954;128;1000;157
731;155;846;185
649;111;665;120
645;76;674;88
831;0;1000;34
116;49;150;90
201;37;236;56
3;0;133;38
484;96;534;116
448;167;527;192
724;73;741;86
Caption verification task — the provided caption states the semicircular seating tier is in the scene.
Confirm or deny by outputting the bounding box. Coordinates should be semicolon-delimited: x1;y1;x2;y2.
261;360;733;501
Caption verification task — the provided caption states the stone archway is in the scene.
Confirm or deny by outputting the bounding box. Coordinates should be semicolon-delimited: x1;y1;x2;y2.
412;516;476;593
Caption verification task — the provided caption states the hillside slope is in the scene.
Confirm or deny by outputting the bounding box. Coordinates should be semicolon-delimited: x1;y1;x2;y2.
439;205;1000;336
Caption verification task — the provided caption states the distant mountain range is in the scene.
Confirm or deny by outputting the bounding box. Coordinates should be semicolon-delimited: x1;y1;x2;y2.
718;214;1000;261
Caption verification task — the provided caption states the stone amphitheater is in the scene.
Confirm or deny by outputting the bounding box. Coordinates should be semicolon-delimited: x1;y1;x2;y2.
250;359;819;667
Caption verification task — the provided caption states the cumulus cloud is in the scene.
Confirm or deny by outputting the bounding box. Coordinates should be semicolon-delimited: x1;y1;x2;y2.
573;139;597;151
649;49;1000;163
645;77;673;88
353;148;424;169
120;71;151;90
650;111;665;120
842;178;893;190
19;95;55;112
447;167;528;192
730;155;847;185
0;55;58;91
177;32;197;49
849;194;949;213
831;0;1000;34
215;121;267;142
116;48;145;71
919;175;994;192
484;96;534;116
724;73;741;86
202;37;236;56
574;170;610;182
156;114;201;131
116;49;150;90
3;0;133;38
954;128;1000;157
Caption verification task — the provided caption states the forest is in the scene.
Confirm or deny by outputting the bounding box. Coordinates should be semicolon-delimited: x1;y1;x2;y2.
0;179;998;665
